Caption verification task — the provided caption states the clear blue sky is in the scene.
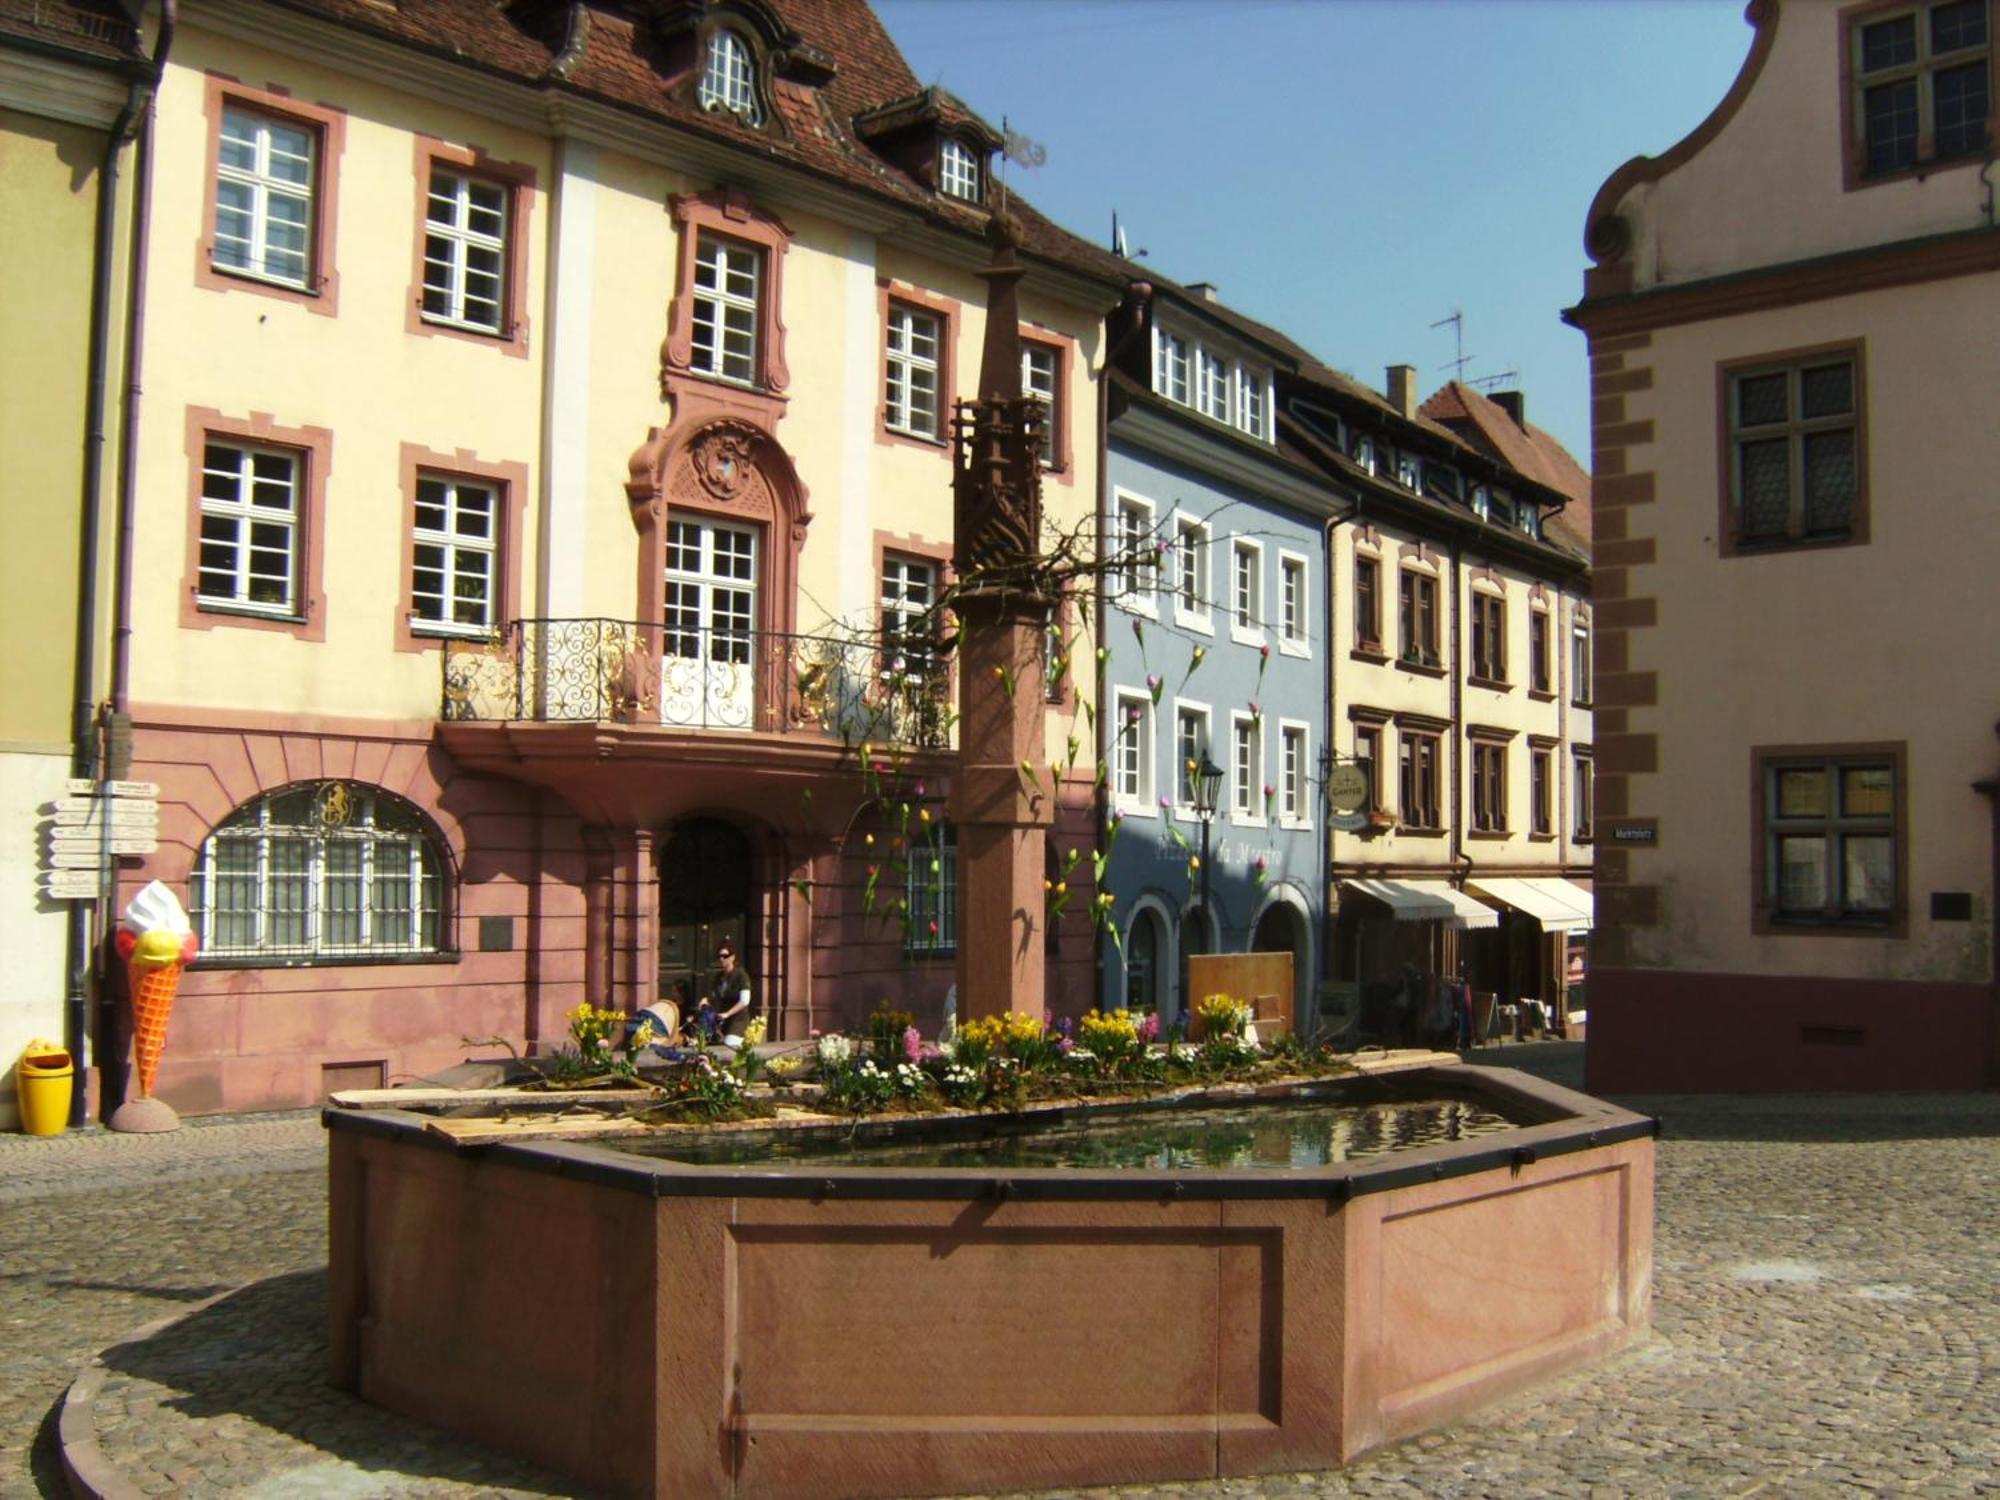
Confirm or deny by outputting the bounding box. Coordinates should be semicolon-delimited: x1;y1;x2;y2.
872;0;1752;461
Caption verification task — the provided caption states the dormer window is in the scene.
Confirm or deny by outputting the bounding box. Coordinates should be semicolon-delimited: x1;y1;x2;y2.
939;137;981;201
1396;452;1420;490
699;29;763;125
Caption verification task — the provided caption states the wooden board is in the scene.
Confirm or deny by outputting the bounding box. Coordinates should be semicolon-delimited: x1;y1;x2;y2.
1186;951;1294;1038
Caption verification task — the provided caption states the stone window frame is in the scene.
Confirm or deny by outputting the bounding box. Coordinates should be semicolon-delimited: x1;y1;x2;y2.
1467;725;1514;838
1468;583;1508;687
406;135;537;359
662;189;792;419
1750;740;1909;938
1839;0;1995;190
195;75;346;317
394;443;530;654
180;406;332;641
1715;340;1870;557
876;281;957;449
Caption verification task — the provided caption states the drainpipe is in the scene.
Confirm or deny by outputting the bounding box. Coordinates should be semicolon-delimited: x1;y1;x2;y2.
69;2;173;1123
1093;282;1151;1012
1447;532;1467;984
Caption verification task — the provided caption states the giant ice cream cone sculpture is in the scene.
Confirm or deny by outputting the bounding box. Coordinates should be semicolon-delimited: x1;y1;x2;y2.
116;881;199;1099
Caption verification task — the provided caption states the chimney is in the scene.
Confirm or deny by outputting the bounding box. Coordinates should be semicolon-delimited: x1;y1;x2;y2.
1385;363;1417;419
1492;390;1527;429
1186;281;1221;303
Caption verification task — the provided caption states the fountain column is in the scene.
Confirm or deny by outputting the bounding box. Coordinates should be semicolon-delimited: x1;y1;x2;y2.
950;216;1053;1025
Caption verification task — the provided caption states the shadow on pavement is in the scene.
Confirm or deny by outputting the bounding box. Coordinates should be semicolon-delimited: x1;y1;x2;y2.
97;1269;597;1497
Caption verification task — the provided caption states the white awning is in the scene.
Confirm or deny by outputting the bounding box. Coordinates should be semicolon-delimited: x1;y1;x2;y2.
1341;878;1500;930
1466;877;1594;932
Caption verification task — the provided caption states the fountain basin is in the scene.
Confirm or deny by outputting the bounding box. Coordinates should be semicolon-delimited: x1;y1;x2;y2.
325;1062;1653;1499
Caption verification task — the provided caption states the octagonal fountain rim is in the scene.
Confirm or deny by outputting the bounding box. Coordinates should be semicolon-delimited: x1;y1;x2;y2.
322;1061;1657;1205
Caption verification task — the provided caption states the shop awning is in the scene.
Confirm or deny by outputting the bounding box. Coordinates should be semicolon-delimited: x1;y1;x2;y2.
1465;877;1594;931
1341;878;1501;930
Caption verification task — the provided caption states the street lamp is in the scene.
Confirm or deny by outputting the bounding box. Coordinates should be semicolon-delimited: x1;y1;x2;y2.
1191;755;1225;950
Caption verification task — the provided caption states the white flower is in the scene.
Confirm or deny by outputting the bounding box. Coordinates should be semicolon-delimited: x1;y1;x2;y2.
816;1034;854;1067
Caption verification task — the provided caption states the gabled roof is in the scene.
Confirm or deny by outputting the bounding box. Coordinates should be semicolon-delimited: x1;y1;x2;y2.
245;0;1134;292
1419;380;1592;549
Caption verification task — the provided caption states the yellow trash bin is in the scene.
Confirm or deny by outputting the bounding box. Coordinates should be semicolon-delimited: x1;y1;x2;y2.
18;1041;74;1136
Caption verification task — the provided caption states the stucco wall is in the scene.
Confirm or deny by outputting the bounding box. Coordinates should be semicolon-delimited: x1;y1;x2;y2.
1602;275;1995;985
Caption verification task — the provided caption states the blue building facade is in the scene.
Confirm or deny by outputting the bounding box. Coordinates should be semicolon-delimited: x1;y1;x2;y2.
1096;287;1343;1030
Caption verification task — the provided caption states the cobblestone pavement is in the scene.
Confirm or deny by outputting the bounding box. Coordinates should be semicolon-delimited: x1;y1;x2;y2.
3;1050;1996;1499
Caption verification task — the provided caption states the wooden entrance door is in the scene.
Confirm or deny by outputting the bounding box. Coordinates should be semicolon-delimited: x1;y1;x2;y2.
658;818;751;1003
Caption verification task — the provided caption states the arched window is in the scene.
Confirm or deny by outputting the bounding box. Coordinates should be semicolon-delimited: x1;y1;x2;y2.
189;783;447;960
698;29;762;125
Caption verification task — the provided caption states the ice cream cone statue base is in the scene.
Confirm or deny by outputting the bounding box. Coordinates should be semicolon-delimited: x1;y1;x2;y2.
108;882;198;1134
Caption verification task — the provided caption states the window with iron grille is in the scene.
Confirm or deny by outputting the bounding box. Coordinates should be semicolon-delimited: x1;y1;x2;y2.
939;137;981;200
411;474;497;635
1726;351;1862;550
1757;750;1899;928
1471;741;1508;833
698;28;763;123
691;233;761;384
906;823;957;954
1471;592;1506;682
885;303;943;438
198;441;301;616
422;166;508;333
190;784;446;961
1398;729;1441;830
1851;1;1989;179
213;106;316;288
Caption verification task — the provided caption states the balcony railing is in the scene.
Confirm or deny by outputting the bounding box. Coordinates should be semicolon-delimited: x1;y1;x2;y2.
441;618;954;749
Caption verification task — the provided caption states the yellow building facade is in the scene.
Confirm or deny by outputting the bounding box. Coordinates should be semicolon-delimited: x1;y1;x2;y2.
84;0;1118;1114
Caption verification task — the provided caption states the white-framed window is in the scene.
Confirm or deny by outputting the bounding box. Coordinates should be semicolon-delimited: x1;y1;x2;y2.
1396;452;1421;490
1154;328;1190;404
1171;513;1212;629
1231;537;1264;639
905;822;957;954
1277;551;1308;653
1114;491;1158;612
198;441;301;616
880;554;939;678
1113;690;1155;811
190;783;445;960
1572;618;1593;706
421;166;508;334
411;474;497;636
885;302;943;438
1231;711;1264;822
1354;435;1378;475
1174;701;1212;811
698;28;763;123
1236;367;1270;440
691;232;761;385
1198;349;1231;422
939;137;981;200
1279;721;1310;826
214;106;316;288
1022;341;1060;467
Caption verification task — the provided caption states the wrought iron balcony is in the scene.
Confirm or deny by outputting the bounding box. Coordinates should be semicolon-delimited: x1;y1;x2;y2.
441;618;954;749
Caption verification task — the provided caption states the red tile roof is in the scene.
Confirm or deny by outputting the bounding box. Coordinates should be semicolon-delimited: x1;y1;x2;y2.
250;0;1135;290
1420;379;1592;549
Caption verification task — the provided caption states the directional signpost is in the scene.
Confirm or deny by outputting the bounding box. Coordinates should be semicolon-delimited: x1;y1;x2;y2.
41;780;160;901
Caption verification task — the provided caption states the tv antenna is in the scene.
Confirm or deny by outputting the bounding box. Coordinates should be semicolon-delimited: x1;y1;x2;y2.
1431;308;1474;382
1469;369;1520;392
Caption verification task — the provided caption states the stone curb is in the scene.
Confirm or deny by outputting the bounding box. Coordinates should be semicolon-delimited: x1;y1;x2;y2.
57;1287;243;1500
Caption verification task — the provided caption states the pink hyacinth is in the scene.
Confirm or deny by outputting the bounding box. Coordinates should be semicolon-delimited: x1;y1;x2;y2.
1137;1013;1161;1043
902;1025;921;1062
